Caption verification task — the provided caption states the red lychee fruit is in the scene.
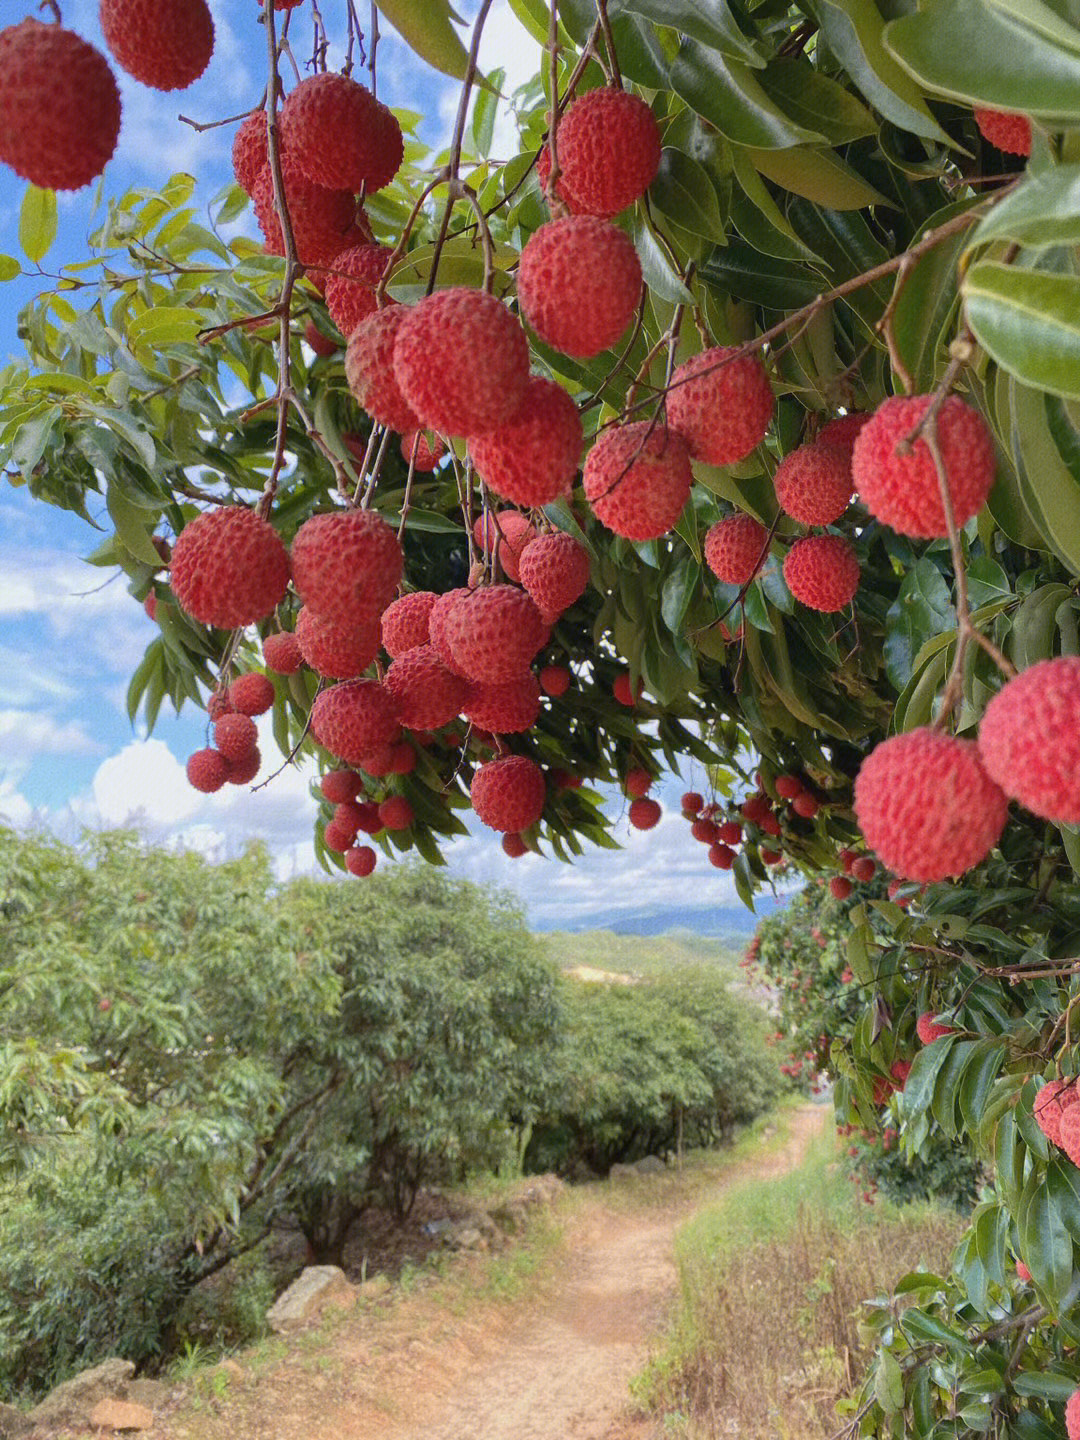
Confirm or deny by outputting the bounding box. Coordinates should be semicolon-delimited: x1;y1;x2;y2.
263;631;303;674
977;656;1080;824
232;110;267;195
383;645;470;729
471;755;546;832
851;394;996;538
445;586;548;683
760;847;783;865
829;876;853;901
401;430;447;472
321;768;361;804
1067;1388;1080;1440
381;591;437;658
186;748;228;793
378;795;414;831
552;768;581;790
345;845;377;877
143;593;158;622
468;377;583;507
974;107;1032;157
719;821;742;845
851;856;877;882
101;0;214;91
709;843;735;869
773;442;853;526
817;412;868;460
464;672;541;734
170;507;290;629
228;673;276;716
1034;1078;1080;1147
704;513;768;586
473;512;537;583
519;533;590;619
393;288;530;436
629;797;661;830
324;243;391;337
916;1014;956;1045
774;775;802;800
353;801;382;833
311;678;400;765
428;589;470;674
331;802;365;843
681;792;704;814
281;72;403;192
0;20;121;191
792;793;820;819
345;306;421;434
550;88;661;218
252;162;357;269
613;672;644;707
691;818;720;844
584;422;692;540
323;816;356;852
206;691;234;722
667;348;774;466
225;747;261;785
213;713;258;762
783;535;860;612
304;319;339;358
388;742;416;775
291;508;403;627
1015;1260;1031;1283
295;606;380;679
625;769;652;798
853;727;1008;882
502;833;528;859
517;216;643;359
539;665;571;697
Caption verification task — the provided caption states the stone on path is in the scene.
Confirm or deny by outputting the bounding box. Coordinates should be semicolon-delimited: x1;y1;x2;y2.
266;1265;356;1333
87;1398;154;1432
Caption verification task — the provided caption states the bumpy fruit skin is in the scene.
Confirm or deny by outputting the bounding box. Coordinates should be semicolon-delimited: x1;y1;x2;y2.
263;632;303;674
584;422;692;540
281;73;403;192
381;591;437;658
691;818;719;844
625;769;652;798
252;162;357;269
851;856;876;882
291;508;403;627
345;845;377;877
186;749;228;793
232;111;267;195
471;755;547;833
1061;1101;1080;1166
709;843;735;869
818;412;868;460
321;769;361;804
473;512;536;583
773;442;853;526
1066;1388;1080;1440
667;348;774;466
704;513;767;586
100;0;214;91
502;833;528;859
226;747;261;785
0;21;121;191
384;645;469;729
629;797;662;830
311;678;400;765
378;795;414;831
977;657;1080;823
324;243;390;337
539;665;570;697
214;713;258;762
228;673;276;716
345;307;419;434
852;394;996;537
517;217;642;359
853;728;1008;882
401;430;447;472
916;1014;956;1045
519;533;590;618
445;586;548;683
829;876;853;901
681;792;704;814
783;535;860;613
469;377;583;507
170;507;290;629
775;775;802;800
464;672;542;734
428;588;470;674
552;88;661;218
393;289;530;436
295;606;380;678
974;107;1032;157
1034;1079;1080;1147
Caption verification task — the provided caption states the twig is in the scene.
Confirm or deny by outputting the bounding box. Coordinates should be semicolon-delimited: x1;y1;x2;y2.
178;102;266;133
368;0;379;94
595;0;622;87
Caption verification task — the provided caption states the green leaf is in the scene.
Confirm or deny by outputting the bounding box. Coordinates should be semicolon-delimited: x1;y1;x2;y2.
891;198;980;392
0;254;20;282
965;262;1080;401
375;1;471;80
756;58;877;145
971;166;1080;253
670;39;826;149
630;215;696;304
746;146;888;210
884;559;957;692
127;306;205;354
619;0;765;64
1013;1371;1080;1401
107;484;164;567
1009;381;1080;574
901;1033;956;1123
1018;1170;1073;1302
19;186;57;264
874;1349;904;1414
650;150;727;245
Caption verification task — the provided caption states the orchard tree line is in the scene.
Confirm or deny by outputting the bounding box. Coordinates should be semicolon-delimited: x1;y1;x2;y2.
4;0;1080;1433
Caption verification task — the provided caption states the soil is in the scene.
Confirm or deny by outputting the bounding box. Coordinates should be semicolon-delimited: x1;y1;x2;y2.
56;1105;826;1440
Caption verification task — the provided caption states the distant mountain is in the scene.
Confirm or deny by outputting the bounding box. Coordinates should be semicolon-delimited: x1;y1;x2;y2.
532;895;786;941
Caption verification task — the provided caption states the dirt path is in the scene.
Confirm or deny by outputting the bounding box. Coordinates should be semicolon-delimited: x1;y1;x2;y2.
148;1105;826;1440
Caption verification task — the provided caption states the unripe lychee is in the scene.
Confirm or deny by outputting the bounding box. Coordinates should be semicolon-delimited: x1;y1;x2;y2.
186;748;228;793
853;728;1008;882
345;306;421;434
252;162;357;269
629;797;661;830
704;513;768;586
225;747;261;785
401;430;447;472
378;795;414;831
170;507;290;629
502;833;527;858
232;110;267;195
829;876;853;901
517;216;643;359
291;508;403;627
773;442;853;526
295;606;381;678
851;394;996;538
324;243;391;337
1034;1078;1080;1147
281;72;403;192
213;713;258;762
383;645;470;729
539;665;571;697
709;843;735;869
311;678;400;765
394;288;530;436
625;769;652;798
783;535;860;612
974;107;1032;156
228;673;276;716
473;512;537;583
519;533;590;618
613;672;644;707
916;1014;956;1045
667;348;774;465
101;0;214;92
584;422;692;540
445;586;548;683
551;88;661;218
817;412;868;460
471;755;546;832
0;20;121;191
469;377;583;507
263;632;303;674
345;845;377;877
321;768;361;804
977;657;1080;824
381;591;437;658
464;672;541;734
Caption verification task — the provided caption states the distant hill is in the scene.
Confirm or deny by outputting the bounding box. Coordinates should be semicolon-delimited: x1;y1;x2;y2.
531;895;786;942
540;928;743;981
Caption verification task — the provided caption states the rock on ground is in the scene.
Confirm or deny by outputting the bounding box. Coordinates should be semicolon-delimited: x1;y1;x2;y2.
28;1358;136;1427
267;1265;356;1333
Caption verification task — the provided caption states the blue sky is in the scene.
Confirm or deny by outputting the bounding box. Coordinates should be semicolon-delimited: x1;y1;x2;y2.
0;1;774;933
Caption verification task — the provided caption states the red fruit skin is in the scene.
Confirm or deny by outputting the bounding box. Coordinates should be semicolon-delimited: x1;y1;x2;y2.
681;792;704;814
281;72;403;192
539;665;571;698
311;679;400;765
1015;1260;1032;1283
324;243;391;338
708;843;735;870
428;589;471;675
783;535;860;613
978;656;1080;824
517;216;643;359
760;847;783;865
226;747;261;785
502;833;528;858
719;821;742;845
551;89;660;217
829;876;853;901
704;513;768;586
170;507;291;630
851;856;876;883
263;632;303;674
773;443;853;526
552;768;581;791
471;755;547;833
383;645;470;730
401;430;447;472
625;769;652;799
100;0;214;92
519;533;591;618
143;592;158;622
613;673;643;707
394;288;531;436
853;728;1008;882
464;672;542;734
585;423;692;541
629;798;662;830
817;412;869;459
252;162;357;269
1034;1078;1080;1148
445;587;548;684
227;673;276;717
345;306;420;434
232;111;267;195
291;509;403;628
916;1014;956;1045
321;769;361;804
473;513;537;584
774;775;802;800
296;606;380;680
213;713;258;762
345;845;377;877
186;749;228;793
378;796;414;831
469;377;583;507
974;107;1032;156
0;20;121;191
381;592;437;658
792;793;820;819
304;320;339;358
667;348;774;466
851;394;996;538
691;819;720;845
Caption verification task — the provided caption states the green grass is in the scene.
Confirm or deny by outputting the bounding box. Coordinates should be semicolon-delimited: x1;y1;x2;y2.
540;928;744;981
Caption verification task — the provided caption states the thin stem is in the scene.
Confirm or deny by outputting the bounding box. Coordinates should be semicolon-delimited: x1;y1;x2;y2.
595;0;622;87
546;1;564;209
368;1;379;94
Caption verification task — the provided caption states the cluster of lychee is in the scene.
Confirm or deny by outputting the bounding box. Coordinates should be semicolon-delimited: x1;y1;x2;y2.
186;672;275;794
676;772;830;873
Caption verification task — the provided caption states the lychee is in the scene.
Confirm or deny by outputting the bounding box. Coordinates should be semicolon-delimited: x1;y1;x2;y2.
464;672;541;733
0;20;121;191
625;770;652;798
345;305;419;434
548;88;661;218
345;845;377;877
295;605;381;678
853;727;1008;882
709;843;735;869
774;775;802;800
281;72;403;192
502;833;528;858
473;512;537;583
468;377;583;507
378;795;414;831
170;506;290;629
851;394;996;538
829;876;853;901
519;533;590;618
851;856;877;882
792;793;820;819
916;1014;956;1045
974;108;1032;156
517;216;642;359
311;678;400;765
321;769;361;804
383;645;470;729
213;713;258;762
719;821;742;845
226;747;261;785
186;748;228;793
228;673;276;716
1034;1079;1080;1147
101;0;213;91
691;819;719;844
304;319;339;358
773;442;853;526
977;657;1080;824
263;631;303;674
291;508;402;627
667;348;774;466
445;586;548;683
681;792;704;813
584;422;692;540
539;665;570;697
324;243;391;337
704;513;768;586
394;288;530;436
143;593;158;622
428;589;470;674
401;430;447;472
232;110;267;195
817;412;868;460
1015;1260;1031;1283
381;591;437;658
629;797;661;830
471;755;547;832
613;672;644;707
783;535;860;612
252;161;357;269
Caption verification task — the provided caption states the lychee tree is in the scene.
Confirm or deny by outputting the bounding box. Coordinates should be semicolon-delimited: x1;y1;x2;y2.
6;0;1080;1432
